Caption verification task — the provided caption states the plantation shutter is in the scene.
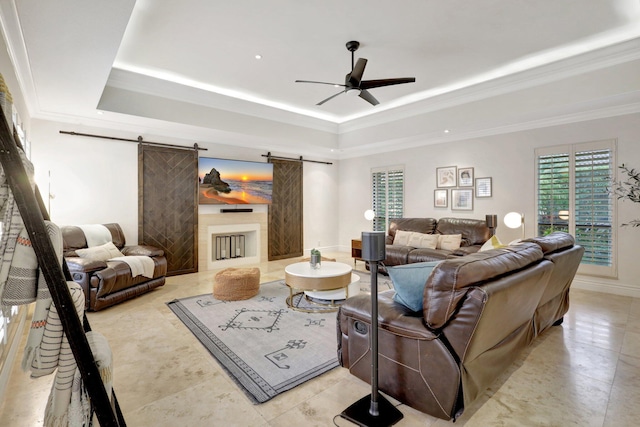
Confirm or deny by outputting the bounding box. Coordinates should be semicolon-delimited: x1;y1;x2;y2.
371;166;404;232
537;152;570;236
535;140;616;278
574;148;613;268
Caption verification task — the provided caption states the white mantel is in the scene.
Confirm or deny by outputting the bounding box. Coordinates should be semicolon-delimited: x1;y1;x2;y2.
198;212;268;271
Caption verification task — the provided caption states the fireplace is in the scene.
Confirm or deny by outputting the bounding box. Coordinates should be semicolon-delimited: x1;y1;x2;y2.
205;223;261;270
199;212;268;271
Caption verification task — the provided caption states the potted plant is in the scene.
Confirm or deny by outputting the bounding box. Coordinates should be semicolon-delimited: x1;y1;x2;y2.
310;248;321;269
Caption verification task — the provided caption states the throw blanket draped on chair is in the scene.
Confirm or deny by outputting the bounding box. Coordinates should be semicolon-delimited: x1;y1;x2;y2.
78;224;112;247
109;255;155;278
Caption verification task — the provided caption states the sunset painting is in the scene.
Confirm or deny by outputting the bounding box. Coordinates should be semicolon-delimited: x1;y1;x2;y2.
198;157;274;204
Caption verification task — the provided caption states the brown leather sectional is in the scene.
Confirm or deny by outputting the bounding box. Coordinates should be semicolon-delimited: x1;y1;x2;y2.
62;223;167;311
380;217;491;272
337;231;583;420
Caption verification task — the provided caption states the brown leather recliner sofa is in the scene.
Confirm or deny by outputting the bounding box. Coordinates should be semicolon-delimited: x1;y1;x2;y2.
338;232;583;420
380;217;491;273
62;223;168;311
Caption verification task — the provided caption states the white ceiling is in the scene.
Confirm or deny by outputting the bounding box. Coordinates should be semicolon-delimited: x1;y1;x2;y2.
2;0;640;156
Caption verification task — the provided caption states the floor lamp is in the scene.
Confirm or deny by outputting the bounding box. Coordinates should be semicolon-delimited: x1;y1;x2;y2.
340;231;404;426
504;212;525;240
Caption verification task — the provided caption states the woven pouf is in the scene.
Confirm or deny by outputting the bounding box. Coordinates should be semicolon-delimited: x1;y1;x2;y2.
213;267;261;301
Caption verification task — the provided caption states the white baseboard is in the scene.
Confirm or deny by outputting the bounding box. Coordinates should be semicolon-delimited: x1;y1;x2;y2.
572;276;640;298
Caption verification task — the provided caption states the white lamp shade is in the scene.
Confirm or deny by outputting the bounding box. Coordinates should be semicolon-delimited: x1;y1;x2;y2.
364;209;375;221
504;212;523;229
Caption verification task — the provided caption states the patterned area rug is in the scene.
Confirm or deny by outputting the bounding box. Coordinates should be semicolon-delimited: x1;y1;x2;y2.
166;272;391;403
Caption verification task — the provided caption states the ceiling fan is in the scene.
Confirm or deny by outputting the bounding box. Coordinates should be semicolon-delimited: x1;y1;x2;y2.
295;40;416;106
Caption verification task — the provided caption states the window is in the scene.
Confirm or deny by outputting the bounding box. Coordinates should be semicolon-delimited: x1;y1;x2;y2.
536;140;616;277
371;166;404;232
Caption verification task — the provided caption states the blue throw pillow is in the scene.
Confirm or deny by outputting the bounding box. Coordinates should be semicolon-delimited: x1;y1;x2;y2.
388;261;441;312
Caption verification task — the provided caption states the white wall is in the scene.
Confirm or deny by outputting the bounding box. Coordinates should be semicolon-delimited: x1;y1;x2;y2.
29;120;340;253
339;113;640;296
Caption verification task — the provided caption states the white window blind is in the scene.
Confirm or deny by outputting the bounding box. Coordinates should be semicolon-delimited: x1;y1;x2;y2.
535;140;616;277
371;167;404;232
537;153;570;235
574;148;614;268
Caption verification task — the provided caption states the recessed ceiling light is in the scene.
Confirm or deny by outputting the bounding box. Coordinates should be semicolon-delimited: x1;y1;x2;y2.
255;54;262;60
97;111;104;115
444;129;450;133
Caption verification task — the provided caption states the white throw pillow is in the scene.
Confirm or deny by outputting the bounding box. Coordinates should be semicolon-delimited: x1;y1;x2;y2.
480;235;506;251
407;232;423;248
393;230;413;246
437;234;462;251
76;241;124;261
408;232;438;249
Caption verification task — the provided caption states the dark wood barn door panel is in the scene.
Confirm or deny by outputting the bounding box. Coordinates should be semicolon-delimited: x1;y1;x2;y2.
268;159;303;260
138;144;198;275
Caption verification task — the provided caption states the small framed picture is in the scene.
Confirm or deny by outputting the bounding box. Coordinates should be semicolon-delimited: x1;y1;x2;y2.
452;189;474;211
475;177;492;198
436;166;457;188
434;189;448;208
458;167;474;187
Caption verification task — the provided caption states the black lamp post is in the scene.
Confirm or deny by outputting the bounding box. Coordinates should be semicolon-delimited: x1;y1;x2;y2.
339;231;404;426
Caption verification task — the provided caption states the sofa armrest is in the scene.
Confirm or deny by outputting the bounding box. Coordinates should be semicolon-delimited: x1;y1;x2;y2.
340;291;439;340
121;245;164;257
65;256;108;274
449;245;481;257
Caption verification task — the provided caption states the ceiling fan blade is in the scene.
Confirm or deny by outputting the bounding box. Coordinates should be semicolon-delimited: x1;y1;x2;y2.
347;58;368;87
360;77;416;90
316;90;346;106
295;80;346;87
359;89;379;106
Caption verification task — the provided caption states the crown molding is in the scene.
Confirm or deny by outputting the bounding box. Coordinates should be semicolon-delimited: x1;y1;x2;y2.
106;68;340;134
0;0;38;115
337;97;640;160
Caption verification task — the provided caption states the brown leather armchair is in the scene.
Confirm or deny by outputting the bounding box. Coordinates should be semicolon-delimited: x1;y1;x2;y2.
62;223;167;311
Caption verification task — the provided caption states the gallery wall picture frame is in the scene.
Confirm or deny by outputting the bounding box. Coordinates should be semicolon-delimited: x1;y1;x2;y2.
452;188;474;211
436;166;457;188
458;167;474;187
434;189;448;208
475;177;492;198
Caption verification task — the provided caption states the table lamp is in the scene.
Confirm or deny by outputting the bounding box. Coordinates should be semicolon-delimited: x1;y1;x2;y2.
485;214;498;237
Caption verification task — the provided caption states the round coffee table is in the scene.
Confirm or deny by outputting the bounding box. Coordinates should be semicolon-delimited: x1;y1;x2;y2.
284;261;360;312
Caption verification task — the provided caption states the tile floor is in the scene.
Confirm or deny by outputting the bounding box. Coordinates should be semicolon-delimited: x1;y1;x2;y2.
1;251;639;426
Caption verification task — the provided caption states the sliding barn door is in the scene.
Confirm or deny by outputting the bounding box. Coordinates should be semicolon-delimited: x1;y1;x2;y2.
268;158;303;260
138;144;198;275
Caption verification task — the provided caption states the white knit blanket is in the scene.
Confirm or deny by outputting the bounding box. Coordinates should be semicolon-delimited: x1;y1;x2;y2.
0;147;34;303
109;255;155;278
2;221;60;306
46;331;113;427
78;224;111;247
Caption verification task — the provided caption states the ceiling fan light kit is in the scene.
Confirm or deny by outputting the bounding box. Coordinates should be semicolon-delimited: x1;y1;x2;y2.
295;40;415;106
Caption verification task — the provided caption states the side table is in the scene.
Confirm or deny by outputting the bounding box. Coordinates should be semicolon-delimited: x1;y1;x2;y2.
351;239;363;267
